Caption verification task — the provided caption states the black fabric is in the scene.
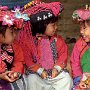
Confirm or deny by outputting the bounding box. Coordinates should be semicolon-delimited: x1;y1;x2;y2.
30;11;54;23
1;44;14;70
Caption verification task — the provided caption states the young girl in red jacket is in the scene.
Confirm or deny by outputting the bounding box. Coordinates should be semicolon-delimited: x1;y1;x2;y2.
0;5;28;90
18;0;73;90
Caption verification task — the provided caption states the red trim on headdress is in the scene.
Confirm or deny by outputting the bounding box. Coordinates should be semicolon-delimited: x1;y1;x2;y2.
23;2;64;17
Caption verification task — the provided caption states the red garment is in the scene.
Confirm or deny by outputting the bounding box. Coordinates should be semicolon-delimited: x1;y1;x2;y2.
55;35;68;68
20;34;68;72
70;37;89;78
0;40;24;74
17;21;68;72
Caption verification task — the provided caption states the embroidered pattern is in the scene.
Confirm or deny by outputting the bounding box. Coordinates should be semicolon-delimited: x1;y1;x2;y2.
1;44;14;70
50;38;57;63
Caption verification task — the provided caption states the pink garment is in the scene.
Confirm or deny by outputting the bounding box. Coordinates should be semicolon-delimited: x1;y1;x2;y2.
0;5;8;10
23;2;63;17
39;38;54;70
0;44;1;63
70;37;89;78
18;21;39;64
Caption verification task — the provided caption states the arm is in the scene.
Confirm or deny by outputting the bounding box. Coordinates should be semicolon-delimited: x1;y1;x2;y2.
70;41;82;78
54;36;68;70
0;61;6;73
11;41;24;74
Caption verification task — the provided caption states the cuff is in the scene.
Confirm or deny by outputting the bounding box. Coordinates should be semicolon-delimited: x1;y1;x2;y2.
81;74;87;81
73;76;81;85
37;68;44;75
54;65;62;72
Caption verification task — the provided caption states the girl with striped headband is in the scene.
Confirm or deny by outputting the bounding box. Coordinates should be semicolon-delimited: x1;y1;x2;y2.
18;0;73;90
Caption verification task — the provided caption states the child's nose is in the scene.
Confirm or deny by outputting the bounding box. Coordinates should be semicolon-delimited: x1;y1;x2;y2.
55;25;57;30
80;29;84;34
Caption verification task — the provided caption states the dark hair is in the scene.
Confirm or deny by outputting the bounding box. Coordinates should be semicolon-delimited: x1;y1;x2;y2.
31;16;58;36
85;20;90;26
0;22;19;37
0;22;8;36
73;18;90;26
79;20;90;28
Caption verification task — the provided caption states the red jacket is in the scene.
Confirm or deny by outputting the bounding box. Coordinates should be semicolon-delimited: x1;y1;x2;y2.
0;40;24;74
23;35;68;72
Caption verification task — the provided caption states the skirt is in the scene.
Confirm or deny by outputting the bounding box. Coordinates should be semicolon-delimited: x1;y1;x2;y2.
27;71;73;90
0;80;12;90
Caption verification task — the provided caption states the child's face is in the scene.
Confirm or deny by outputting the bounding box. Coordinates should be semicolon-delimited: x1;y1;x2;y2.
0;27;18;44
44;22;57;36
80;22;90;42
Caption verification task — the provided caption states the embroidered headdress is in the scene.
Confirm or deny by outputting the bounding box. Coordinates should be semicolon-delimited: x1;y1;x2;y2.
72;5;90;22
23;0;64;23
0;5;29;29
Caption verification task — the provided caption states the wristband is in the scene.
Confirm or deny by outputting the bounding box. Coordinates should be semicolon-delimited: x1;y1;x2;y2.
54;65;62;72
37;68;44;75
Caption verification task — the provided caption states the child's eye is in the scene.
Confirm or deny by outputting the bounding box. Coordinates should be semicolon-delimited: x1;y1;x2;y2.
11;31;14;34
9;29;13;33
83;27;86;29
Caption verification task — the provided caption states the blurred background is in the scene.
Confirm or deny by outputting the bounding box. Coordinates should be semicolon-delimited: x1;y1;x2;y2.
1;0;90;74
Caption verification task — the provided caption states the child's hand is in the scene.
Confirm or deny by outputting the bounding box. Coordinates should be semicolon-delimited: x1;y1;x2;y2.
0;71;17;82
80;73;90;89
79;81;87;89
85;76;90;89
41;70;48;79
8;72;19;80
51;68;58;78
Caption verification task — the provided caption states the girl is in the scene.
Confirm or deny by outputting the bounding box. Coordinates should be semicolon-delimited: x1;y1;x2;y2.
71;5;90;90
18;0;73;90
0;5;27;90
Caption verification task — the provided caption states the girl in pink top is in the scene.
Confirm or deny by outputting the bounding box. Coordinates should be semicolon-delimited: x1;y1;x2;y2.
71;5;90;89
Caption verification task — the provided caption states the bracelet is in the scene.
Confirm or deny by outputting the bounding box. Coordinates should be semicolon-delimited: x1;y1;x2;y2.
37;68;44;76
54;65;62;72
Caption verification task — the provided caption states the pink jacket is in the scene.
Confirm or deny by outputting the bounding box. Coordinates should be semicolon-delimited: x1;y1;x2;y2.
70;37;89;78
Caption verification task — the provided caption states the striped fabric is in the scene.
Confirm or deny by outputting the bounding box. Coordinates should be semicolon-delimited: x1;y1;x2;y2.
50;38;57;63
0;75;27;90
11;75;27;90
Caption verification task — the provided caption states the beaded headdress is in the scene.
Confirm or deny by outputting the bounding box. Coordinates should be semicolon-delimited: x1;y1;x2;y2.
72;5;90;22
0;5;29;29
22;0;64;23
